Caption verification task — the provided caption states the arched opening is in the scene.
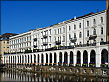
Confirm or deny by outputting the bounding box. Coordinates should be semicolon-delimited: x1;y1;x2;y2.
38;54;39;65
22;55;24;64
20;55;21;64
90;50;96;67
76;51;81;66
34;54;36;63
15;56;16;64
31;55;32;63
28;55;29;64
50;53;52;66
46;53;48;66
64;52;68;66
70;51;73;66
83;50;88;67
11;56;12;64
54;53;57;65
41;54;44;65
25;55;27;63
9;56;10;64
13;56;14;64
59;52;62;66
101;49;108;67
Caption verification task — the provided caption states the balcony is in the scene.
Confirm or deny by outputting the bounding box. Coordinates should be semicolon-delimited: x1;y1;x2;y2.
34;45;37;48
70;38;77;43
34;38;37;41
43;35;47;38
55;41;61;45
43;42;48;46
89;35;97;40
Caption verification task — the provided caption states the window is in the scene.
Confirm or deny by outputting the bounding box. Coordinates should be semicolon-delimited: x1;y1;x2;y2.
49;29;51;34
93;19;96;25
74;24;76;29
93;29;96;35
4;41;5;44
60;36;61;41
79;23;81;28
30;36;31;40
69;26;71;31
60;28;61;34
101;17;103;23
87;21;89;26
63;27;65;33
55;29;56;34
79;32;82;38
58;29;59;34
54;37;56;41
101;27;103;34
63;36;65;42
101;38;104;42
87;30;89;37
74;33;76;38
49;36;51;42
69;34;71;40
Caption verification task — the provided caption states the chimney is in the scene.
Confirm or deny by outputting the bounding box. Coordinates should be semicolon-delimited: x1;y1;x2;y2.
106;0;109;42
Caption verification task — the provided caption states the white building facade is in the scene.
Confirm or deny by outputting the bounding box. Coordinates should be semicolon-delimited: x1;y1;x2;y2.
3;10;109;68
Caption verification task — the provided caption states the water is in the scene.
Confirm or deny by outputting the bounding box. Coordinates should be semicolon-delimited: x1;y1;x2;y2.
0;70;109;82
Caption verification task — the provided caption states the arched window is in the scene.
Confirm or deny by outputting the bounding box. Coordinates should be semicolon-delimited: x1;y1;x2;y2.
79;32;82;38
101;17;103;23
93;29;96;35
69;34;71;40
74;24;76;29
93;19;96;25
69;26;71;31
101;27;103;34
87;21;89;26
87;30;89;37
79;23;81;28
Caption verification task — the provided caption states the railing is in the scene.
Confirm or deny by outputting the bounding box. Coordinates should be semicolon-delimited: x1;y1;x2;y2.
55;41;61;45
70;38;77;43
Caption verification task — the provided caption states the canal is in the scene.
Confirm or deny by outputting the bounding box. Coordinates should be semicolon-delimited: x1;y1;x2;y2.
0;70;109;82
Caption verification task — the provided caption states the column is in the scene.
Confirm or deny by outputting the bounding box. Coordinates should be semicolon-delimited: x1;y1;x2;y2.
96;54;101;67
44;54;46;65
32;54;34;63
68;53;70;66
57;53;59;66
52;53;54;66
73;53;76;66
39;54;41;65
88;52;90;67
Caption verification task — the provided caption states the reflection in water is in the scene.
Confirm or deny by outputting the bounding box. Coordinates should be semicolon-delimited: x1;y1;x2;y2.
0;70;109;82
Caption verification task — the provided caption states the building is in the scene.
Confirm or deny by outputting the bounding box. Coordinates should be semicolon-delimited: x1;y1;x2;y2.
0;33;17;64
3;2;109;68
9;30;33;53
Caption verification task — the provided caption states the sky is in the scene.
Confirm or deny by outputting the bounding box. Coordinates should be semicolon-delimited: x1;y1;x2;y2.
1;1;106;35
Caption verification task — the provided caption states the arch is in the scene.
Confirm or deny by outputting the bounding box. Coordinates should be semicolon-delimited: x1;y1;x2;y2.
22;55;24;64
34;54;36;63
64;52;68;65
101;49;108;67
46;53;48;65
28;55;29;63
77;51;81;64
37;54;39;65
90;50;96;65
59;52;62;64
13;56;14;64
15;56;16;64
31;55;32;63
41;54;44;65
83;50;88;64
70;51;73;65
54;53;57;65
11;56;12;63
20;55;21;64
50;53;52;65
9;56;10;64
25;55;27;63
